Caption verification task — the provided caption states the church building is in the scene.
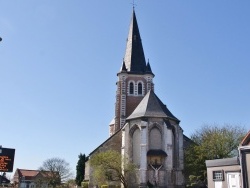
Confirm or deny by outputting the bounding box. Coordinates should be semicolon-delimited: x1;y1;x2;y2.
85;9;187;188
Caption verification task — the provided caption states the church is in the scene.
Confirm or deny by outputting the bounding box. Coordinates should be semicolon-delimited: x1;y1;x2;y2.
85;9;189;188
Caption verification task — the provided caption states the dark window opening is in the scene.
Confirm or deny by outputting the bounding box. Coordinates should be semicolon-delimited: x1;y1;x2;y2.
213;170;224;181
138;83;142;95
129;82;134;94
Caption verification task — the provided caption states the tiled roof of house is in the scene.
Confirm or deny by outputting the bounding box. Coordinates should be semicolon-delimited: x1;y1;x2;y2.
39;171;56;178
18;169;40;177
241;130;250;146
14;168;57;182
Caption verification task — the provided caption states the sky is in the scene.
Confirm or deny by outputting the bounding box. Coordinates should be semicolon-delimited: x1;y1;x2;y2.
0;0;250;179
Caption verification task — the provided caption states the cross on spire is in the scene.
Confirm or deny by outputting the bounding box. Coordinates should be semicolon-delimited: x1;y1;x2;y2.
132;0;137;9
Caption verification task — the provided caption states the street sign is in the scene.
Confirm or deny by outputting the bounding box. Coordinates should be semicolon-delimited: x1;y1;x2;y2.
0;147;15;172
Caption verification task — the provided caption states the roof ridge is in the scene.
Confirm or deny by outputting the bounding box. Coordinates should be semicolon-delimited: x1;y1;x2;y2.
18;169;39;171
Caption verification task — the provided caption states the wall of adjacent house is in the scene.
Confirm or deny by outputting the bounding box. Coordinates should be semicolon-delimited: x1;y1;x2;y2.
241;150;250;188
246;153;250;187
206;165;241;188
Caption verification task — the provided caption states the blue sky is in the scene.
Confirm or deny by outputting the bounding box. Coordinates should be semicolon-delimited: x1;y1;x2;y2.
1;0;249;178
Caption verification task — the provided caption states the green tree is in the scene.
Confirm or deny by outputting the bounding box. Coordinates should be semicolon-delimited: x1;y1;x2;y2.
65;179;76;188
75;153;86;186
89;150;136;188
39;157;73;187
185;124;246;187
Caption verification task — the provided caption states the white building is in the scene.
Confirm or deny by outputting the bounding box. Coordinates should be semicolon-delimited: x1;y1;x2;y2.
206;131;250;188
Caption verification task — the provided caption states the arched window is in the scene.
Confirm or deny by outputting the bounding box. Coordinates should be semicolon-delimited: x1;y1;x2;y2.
129;82;134;94
132;128;141;166
138;82;142;95
149;127;162;149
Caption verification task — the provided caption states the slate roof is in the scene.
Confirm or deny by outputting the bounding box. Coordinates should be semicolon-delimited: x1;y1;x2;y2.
121;9;153;75
126;90;179;121
88;128;122;157
206;157;239;167
147;149;168;156
0;175;10;184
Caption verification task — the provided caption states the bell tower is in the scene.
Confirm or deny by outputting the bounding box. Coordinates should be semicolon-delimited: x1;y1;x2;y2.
109;9;155;136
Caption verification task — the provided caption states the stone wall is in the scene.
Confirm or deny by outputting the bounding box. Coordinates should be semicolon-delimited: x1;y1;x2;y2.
84;130;122;187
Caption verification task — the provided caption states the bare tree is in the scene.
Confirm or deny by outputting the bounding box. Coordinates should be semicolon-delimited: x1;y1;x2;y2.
39;157;73;187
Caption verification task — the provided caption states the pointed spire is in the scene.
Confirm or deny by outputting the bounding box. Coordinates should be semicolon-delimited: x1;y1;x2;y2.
146;59;154;75
120;60;127;72
123;9;147;74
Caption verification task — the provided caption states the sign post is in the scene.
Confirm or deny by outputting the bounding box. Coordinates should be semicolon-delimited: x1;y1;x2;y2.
0;146;2;186
0;146;15;186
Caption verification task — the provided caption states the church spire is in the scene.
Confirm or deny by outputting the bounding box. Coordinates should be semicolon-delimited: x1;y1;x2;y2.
123;9;148;74
112;9;155;136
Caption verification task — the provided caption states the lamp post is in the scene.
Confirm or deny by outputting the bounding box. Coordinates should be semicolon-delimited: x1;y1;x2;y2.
0;145;2;186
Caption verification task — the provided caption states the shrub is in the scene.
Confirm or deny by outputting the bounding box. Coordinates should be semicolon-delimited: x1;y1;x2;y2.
109;185;121;188
81;182;89;188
